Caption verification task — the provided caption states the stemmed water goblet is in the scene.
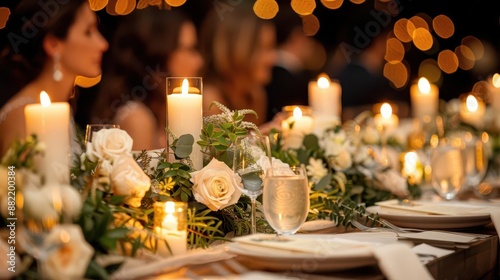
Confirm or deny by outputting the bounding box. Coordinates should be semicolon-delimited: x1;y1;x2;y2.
429;136;466;200
263;165;309;236
232;134;272;234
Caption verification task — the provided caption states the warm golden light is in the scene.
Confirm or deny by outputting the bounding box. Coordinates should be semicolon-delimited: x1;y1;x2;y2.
438;50;459;74
394;18;413;43
418;77;431;94
40;91;51;107
317;75;331;88
412;28;433;51
385;38;405;63
462;36;484;60
88;0;108;11
433;14;454;39
404;151;419;174
60;229;71;243
321;0;343;10
466;95;479;113
380;103;392;118
418;59;441;83
165;0;187;7
455;45;475;70
492;73;500;88
181;79;189;95
291;0;316;16
302;14;320;36
383;61;408;88
165;201;176;213
0;7;10;29
253;0;279;19
293;106;303;119
75;75;102;88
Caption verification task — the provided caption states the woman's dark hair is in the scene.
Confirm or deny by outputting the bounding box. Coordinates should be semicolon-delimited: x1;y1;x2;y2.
0;0;87;107
93;7;189;124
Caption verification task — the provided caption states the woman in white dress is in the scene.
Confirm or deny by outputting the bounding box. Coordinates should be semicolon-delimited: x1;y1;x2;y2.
0;0;108;156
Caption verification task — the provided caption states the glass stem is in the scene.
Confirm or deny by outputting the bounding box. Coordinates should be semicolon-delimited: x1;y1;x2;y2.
251;198;257;234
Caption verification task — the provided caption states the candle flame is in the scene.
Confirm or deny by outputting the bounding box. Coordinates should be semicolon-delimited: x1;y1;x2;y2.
293;106;303;119
317;74;331;89
165;201;176;214
466;95;479;113
380;102;392;119
40;91;51;107
492;73;500;88
417;77;431;94
181;79;189;95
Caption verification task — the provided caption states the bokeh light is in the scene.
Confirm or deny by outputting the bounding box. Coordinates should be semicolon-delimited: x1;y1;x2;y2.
394;18;413;43
412;28;433;51
165;0;187;7
321;0;343;10
291;0;316;16
75;75;102;88
385;38;405;63
418;59;441;84
302;14;320;36
349;0;366;4
433;14;454;39
0;7;10;29
462;36;484;60
89;0;108;11
106;0;135;16
437;50;459;74
455;45;475;70
384;61;409;88
253;0;279;19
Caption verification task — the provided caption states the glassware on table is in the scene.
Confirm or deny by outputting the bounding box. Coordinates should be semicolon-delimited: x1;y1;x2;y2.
84;124;120;144
429;137;466;200
263;165;309;236
233;134;272;234
461;132;488;188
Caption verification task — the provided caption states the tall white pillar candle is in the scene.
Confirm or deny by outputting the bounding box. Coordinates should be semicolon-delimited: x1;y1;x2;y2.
167;78;203;170
24;91;70;184
410;77;439;121
308;74;342;118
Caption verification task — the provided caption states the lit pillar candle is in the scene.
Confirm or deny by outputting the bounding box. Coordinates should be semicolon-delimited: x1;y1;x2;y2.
488;73;500;110
308;74;341;118
460;94;485;129
281;106;314;149
154;201;187;256
167;78;203;170
24;91;70;184
410;77;439;121
374;102;399;131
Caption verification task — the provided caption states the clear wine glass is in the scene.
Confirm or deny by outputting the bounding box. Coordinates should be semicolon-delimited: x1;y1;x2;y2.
430;137;466;200
233;134;272;234
263;165;309;236
84;124;120;144
461;132;488;188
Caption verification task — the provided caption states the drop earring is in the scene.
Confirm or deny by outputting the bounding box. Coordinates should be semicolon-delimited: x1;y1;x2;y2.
53;53;63;81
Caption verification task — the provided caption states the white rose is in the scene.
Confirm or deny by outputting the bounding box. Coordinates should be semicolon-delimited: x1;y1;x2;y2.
256;156;289;173
190;158;242;211
44;225;94;279
86;128;133;163
41;184;82;221
328;148;353;171
22;187;59;221
111;155;151;207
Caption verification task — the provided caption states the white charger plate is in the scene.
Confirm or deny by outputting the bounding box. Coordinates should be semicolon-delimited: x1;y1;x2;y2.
367;206;491;229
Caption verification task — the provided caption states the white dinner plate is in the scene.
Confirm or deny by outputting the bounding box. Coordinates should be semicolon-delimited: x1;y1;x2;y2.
366;205;492;229
226;233;397;272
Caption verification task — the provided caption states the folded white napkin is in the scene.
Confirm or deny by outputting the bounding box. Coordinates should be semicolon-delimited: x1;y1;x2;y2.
372;243;434;280
110;245;234;280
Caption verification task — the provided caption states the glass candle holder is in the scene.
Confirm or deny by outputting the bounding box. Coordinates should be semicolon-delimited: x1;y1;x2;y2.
154;201;188;256
281;106;314;149
166;77;203;170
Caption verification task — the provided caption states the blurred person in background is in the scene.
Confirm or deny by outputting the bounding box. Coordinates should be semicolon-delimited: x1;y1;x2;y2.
265;5;317;122
200;4;282;134
0;0;108;156
91;7;203;150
